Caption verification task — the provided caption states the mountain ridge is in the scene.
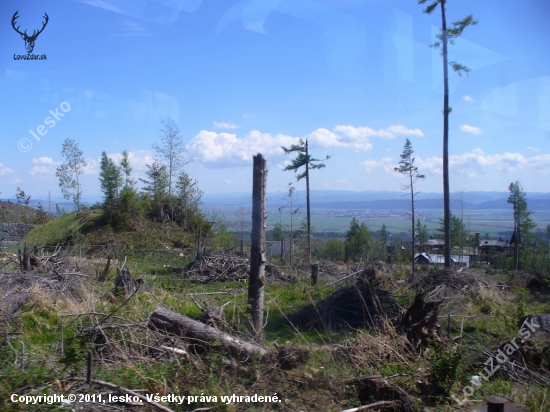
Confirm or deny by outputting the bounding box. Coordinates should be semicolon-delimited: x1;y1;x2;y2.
202;190;550;210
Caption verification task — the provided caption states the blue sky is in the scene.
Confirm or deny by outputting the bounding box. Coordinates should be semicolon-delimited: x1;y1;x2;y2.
1;0;549;201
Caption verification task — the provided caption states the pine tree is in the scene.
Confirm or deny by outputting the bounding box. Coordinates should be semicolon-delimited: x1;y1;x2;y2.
174;171;203;229
33;203;50;224
282;139;329;265
394;138;425;280
15;187;31;205
345;217;373;262
418;0;477;267
415;219;429;252
99;151;123;207
120;150;136;188
507;181;535;270
279;183;300;266
140;162;169;220
437;213;467;250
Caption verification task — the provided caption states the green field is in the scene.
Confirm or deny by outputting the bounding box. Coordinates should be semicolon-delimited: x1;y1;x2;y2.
206;205;550;238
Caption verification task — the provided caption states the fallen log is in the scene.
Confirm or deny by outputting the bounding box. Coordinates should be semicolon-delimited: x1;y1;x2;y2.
148;306;267;360
0;288;30;322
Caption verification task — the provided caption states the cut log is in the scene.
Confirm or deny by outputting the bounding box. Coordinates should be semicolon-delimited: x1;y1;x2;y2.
148;306;267;360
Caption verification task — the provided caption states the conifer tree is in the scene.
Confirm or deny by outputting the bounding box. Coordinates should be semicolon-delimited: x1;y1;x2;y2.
418;0;477;267
507;181;535;270
99;151;122;207
281;139;329;265
394;138;425;280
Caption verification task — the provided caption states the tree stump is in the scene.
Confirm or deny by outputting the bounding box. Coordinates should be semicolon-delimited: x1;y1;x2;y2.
113;267;136;297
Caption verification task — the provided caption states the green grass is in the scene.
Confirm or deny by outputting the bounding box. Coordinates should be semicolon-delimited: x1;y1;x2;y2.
24;212;99;245
6;221;550;412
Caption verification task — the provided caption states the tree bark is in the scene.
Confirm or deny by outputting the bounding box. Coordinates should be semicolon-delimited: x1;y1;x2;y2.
148;306;267;360
441;1;451;268
410;166;416;281
249;154;267;336
305;140;312;267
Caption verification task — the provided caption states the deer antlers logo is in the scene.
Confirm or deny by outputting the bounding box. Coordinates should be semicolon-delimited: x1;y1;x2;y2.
11;11;49;54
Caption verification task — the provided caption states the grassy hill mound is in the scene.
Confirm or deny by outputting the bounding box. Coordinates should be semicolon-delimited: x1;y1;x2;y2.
23;208;195;250
0;200;49;224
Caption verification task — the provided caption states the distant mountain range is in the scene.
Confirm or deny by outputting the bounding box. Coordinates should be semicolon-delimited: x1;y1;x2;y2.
4;190;549;213
202;190;550;210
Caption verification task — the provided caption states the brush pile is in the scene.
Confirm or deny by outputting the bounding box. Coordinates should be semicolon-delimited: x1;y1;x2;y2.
183;253;286;283
285;278;402;332
0;270;86;303
484;341;550;386
415;268;489;298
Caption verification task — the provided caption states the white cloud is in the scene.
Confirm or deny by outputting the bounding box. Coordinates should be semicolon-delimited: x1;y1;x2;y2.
187;124;424;167
79;0;121;13
0;163;15;175
106;150;155;173
334;124;423;142
29;157;61;178
361;149;550;180
460;124;483;135
31;157;59;165
83;158;99;176
361;157;395;174
306;125;424;152
527;146;540;153
417;149;550;177
463;95;475;102
187;130;296;167
214;121;241;129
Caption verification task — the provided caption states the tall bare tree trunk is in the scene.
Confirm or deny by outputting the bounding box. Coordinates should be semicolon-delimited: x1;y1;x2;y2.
410;170;416;280
249;154;267;337
441;2;451;268
305;139;311;266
